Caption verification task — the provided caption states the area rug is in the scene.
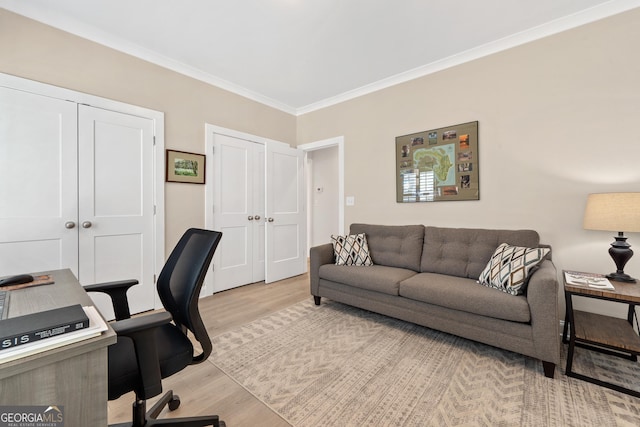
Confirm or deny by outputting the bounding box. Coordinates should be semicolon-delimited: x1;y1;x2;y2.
210;299;640;426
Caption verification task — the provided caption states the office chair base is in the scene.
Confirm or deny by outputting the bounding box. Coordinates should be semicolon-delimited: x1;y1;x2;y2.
110;390;224;427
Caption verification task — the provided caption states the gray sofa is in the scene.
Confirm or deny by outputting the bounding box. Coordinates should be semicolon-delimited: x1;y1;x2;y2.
310;224;560;378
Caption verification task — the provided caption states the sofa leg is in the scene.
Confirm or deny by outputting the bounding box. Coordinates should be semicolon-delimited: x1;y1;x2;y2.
313;296;321;305
542;361;555;378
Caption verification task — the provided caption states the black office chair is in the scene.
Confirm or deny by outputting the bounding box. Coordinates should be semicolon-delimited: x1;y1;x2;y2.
86;228;225;427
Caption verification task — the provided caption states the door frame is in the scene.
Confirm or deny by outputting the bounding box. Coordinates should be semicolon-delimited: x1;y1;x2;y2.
0;72;166;309
298;136;346;240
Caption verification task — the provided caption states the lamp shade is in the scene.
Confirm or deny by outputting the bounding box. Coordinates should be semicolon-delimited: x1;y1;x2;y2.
583;192;640;232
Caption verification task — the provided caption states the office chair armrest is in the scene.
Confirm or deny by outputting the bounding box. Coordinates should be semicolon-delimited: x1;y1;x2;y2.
85;279;139;320
112;311;173;400
111;311;172;336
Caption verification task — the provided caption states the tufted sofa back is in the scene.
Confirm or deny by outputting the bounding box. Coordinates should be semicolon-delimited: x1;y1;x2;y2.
421;226;540;279
350;223;425;271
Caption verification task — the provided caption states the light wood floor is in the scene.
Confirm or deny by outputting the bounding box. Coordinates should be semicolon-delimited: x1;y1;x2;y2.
107;272;310;426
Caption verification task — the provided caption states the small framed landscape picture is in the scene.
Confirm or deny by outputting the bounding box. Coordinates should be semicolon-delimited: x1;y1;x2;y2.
166;149;206;184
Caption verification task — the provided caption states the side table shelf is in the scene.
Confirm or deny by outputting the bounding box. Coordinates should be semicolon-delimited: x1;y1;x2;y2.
573;310;640;355
563;270;640;397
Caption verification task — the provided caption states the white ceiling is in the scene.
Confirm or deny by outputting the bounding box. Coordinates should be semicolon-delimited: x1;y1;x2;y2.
1;0;638;114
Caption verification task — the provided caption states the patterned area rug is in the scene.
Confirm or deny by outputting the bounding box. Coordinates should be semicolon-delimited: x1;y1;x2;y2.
211;299;640;426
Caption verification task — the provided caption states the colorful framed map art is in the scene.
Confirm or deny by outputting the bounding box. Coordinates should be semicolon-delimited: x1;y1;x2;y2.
396;121;479;203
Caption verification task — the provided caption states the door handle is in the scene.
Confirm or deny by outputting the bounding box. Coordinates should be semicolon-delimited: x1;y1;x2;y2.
82;221;92;229
248;216;254;221
254;215;261;220
65;221;76;229
267;217;274;222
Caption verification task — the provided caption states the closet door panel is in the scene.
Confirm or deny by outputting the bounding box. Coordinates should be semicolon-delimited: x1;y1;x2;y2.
78;105;155;317
0;87;78;276
265;144;306;283
211;134;256;291
252;145;266;283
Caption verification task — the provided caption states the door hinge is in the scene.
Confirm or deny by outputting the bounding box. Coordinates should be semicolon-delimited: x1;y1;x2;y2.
153;274;157;283
153;136;156;146
211;264;214;272
153;205;156;215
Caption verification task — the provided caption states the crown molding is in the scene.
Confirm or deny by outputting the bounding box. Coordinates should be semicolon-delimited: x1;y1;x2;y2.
0;2;298;115
295;0;640;115
3;0;639;116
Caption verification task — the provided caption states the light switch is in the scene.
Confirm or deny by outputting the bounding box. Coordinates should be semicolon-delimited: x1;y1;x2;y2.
346;196;355;206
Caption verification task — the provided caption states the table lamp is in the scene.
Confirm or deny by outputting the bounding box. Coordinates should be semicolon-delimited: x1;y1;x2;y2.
583;192;640;283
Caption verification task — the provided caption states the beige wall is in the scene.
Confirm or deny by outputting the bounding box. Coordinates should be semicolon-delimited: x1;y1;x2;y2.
2;7;640;316
0;9;296;254
297;9;640;316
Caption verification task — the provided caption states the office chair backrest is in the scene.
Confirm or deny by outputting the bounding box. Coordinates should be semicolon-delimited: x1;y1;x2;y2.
157;228;222;363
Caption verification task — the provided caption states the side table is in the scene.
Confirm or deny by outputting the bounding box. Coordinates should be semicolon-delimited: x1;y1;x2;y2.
563;270;640;397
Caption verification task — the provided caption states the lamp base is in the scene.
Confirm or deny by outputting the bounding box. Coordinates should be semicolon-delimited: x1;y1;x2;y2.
606;272;636;283
608;232;636;283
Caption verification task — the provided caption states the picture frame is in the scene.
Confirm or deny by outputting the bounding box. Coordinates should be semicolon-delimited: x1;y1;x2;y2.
396;121;479;203
166;149;206;184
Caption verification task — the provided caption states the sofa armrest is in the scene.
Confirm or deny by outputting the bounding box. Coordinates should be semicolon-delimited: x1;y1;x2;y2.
310;243;334;296
526;259;560;365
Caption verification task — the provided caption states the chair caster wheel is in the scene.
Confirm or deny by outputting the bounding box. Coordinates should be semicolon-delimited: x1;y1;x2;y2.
168;395;181;411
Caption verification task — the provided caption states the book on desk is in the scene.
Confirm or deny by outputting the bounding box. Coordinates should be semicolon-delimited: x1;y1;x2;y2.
1;303;89;349
0;305;108;363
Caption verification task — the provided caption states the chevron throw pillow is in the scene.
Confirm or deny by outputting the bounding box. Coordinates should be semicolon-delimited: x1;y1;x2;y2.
477;243;550;295
331;233;373;266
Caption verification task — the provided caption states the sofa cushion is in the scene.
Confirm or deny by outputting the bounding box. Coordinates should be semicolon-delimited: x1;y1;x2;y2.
319;264;417;296
350;224;424;271
398;272;531;323
331;233;373;266
421;227;540;279
477;243;550;295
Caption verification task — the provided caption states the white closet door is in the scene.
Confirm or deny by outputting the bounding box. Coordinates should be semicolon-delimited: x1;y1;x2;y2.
252;144;266;282
208;128;306;291
265;143;307;283
211;133;265;292
0;87;78;276
78;105;156;316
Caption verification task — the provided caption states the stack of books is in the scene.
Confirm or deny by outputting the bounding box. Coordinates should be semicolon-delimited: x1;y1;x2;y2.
0;304;108;363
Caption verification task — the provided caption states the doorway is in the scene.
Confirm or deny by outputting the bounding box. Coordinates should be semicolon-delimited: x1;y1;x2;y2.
299;136;345;251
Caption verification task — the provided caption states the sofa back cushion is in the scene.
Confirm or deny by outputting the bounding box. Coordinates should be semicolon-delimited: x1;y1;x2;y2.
350;224;424;271
421;226;540;279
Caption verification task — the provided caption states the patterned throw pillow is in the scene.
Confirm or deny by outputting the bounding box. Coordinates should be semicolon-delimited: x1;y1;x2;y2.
331;233;373;266
477;243;550;295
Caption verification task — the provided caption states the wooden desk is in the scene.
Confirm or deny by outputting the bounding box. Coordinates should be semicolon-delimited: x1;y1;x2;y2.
0;269;116;426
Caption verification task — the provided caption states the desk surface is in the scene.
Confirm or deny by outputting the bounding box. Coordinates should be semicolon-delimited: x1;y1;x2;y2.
0;268;116;379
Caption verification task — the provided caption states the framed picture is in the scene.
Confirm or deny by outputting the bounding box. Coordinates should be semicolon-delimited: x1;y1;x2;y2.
166;149;206;184
396;121;478;202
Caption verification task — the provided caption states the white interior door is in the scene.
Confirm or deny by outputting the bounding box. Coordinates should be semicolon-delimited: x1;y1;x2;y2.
206;126;306;291
211;134;265;292
265;143;306;283
0;87;79;276
253;145;266;281
78;105;156;317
